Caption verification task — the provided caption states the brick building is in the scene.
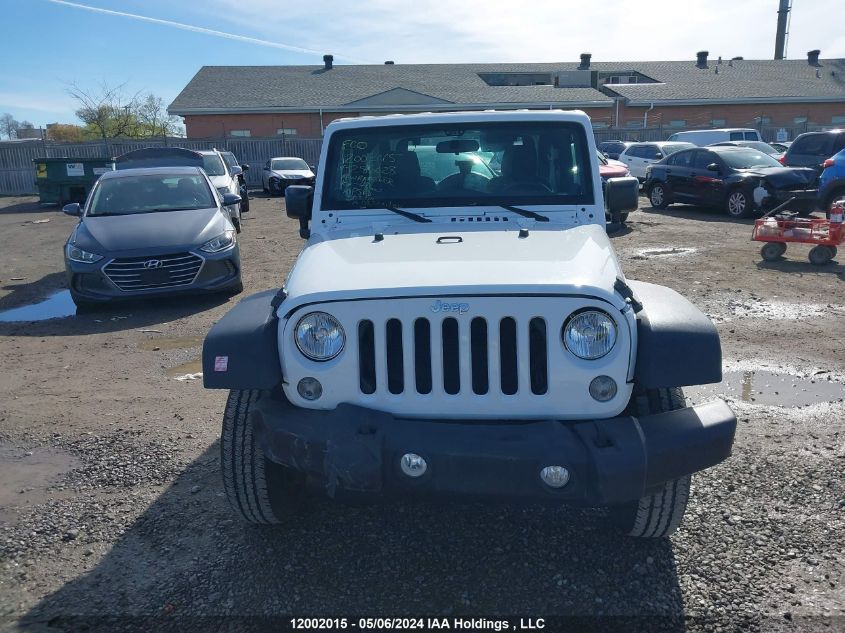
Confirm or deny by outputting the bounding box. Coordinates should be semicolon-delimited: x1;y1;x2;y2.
169;51;845;141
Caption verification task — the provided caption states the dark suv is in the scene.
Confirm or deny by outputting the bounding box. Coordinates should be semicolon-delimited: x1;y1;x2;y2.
784;130;845;174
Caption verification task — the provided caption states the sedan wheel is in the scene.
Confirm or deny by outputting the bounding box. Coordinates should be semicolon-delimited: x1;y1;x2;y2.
649;184;669;209
726;189;752;218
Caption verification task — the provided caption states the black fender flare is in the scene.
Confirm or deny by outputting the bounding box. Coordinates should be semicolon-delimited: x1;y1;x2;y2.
202;290;284;390
628;280;722;388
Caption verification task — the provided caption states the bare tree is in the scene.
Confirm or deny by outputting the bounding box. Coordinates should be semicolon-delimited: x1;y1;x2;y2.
135;94;183;138
67;81;140;140
0;113;19;140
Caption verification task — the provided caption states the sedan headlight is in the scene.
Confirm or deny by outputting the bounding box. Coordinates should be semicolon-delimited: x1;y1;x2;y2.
295;312;345;361
65;243;103;263
199;230;236;253
563;310;617;360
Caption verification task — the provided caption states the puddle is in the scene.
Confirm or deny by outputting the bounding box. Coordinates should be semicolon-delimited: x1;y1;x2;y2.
689;370;845;408
0;446;80;521
165;359;203;380
138;336;203;351
0;290;76;322
635;247;696;258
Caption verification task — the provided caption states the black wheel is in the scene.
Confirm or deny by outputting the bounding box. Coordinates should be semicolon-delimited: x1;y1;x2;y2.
609;388;691;538
808;245;834;266
226;279;244;296
221;389;306;524
725;188;753;218
240;190;250;213
262;180;269;194
760;242;786;261
233;217;242;234
620;212;630;223
649;183;669;209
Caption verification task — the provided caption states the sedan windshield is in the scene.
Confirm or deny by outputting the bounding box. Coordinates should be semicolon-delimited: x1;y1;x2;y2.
719;149;783;169
322;121;595;210
87;174;215;216
271;158;309;170
661;143;695;155
202;154;227;176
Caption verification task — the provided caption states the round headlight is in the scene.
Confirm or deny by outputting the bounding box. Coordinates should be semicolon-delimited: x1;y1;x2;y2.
295;312;345;361
563;310;617;360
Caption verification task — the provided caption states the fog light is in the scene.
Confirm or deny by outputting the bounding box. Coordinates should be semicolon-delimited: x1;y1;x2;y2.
297;377;323;401
540;466;570;488
589;375;617;402
400;453;427;478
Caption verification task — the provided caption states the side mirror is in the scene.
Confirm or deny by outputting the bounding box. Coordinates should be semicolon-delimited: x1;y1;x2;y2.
240;164;250;172
654;152;664;159
229;165;243;177
706;163;720;172
222;193;242;207
62;203;82;216
605;176;639;214
285;185;313;238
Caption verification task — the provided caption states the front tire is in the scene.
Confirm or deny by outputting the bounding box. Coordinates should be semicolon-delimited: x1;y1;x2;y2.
726;188;753;218
221;389;305;524
609;388;692;538
649;183;669;209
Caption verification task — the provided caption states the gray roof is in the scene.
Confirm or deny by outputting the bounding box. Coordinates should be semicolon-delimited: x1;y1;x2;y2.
169;59;845;115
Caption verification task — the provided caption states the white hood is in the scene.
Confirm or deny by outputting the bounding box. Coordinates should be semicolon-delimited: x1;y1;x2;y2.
272;169;314;179
282;225;626;312
209;174;233;190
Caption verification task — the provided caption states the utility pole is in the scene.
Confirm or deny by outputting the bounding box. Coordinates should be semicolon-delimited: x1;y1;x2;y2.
774;0;792;60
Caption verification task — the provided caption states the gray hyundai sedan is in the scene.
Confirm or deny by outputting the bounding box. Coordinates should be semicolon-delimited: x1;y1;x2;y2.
62;166;242;309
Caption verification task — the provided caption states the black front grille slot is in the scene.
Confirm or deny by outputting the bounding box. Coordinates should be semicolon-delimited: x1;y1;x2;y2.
414;318;432;394
529;317;548;395
442;318;460;395
386;319;404;394
358;320;376;394
470;317;489;395
499;317;518;395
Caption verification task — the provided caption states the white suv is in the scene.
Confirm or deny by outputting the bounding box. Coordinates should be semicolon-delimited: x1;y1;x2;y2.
198;149;244;232
202;110;736;538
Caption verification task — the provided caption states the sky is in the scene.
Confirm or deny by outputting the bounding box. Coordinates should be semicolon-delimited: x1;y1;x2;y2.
1;0;842;128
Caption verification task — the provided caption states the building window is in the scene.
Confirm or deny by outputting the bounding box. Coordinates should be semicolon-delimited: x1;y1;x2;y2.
754;116;771;125
668;120;686;128
793;116;808;124
229;129;251;137
832;116;845;124
276;128;298;136
711;118;726;127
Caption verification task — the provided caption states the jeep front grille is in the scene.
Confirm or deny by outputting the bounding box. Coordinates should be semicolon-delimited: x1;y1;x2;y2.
357;316;549;396
104;252;203;291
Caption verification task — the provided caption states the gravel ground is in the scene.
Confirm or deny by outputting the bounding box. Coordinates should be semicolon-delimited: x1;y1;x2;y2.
0;194;843;632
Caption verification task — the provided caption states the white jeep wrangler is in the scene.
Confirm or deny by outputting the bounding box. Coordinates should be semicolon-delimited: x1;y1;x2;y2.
203;110;736;538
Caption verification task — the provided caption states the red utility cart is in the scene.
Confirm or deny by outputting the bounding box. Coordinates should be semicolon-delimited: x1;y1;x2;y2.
752;202;844;265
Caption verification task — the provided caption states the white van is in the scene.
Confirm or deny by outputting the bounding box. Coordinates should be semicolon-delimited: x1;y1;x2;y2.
666;128;762;146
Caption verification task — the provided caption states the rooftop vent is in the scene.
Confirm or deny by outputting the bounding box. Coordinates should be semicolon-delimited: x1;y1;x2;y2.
384;60;395;65
696;51;709;68
323;54;334;70
807;49;821;66
579;53;592;70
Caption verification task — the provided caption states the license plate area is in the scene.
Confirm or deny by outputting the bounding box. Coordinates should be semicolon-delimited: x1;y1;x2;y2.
139;269;171;285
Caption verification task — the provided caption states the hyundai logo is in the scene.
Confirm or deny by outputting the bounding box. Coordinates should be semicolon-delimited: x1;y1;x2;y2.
430;300;469;314
143;259;163;269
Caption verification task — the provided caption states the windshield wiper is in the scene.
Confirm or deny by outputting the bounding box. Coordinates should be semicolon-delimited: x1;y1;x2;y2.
383;206;432;223
499;205;550;222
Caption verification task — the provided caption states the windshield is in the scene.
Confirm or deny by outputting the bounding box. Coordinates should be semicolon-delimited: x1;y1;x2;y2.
739;141;779;154
271;158;309;170
202;154;227;176
662;143;694;155
322;121;594;210
719;149;782;169
88;174;215;216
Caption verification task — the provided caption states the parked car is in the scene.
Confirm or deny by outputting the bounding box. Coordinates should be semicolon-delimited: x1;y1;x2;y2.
202;110;736;539
666;128;763;146
618;142;695;180
220;150;250;213
769;141;791;153
709;140;784;161
61;166;243;309
597;150;633;223
818;148;845;211
116;147;244;233
262;157;315;195
597;140;631;160
644;146;818;218
783;130;845;174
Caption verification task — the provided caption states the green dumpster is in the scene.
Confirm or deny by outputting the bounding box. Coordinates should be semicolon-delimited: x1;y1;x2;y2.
32;157;115;205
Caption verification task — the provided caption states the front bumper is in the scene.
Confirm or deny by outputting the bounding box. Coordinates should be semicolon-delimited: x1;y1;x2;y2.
66;246;241;302
765;188;818;211
252;394;736;505
269;177;314;193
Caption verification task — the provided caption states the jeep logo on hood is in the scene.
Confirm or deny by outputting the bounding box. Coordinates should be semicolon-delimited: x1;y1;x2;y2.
430;300;469;314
